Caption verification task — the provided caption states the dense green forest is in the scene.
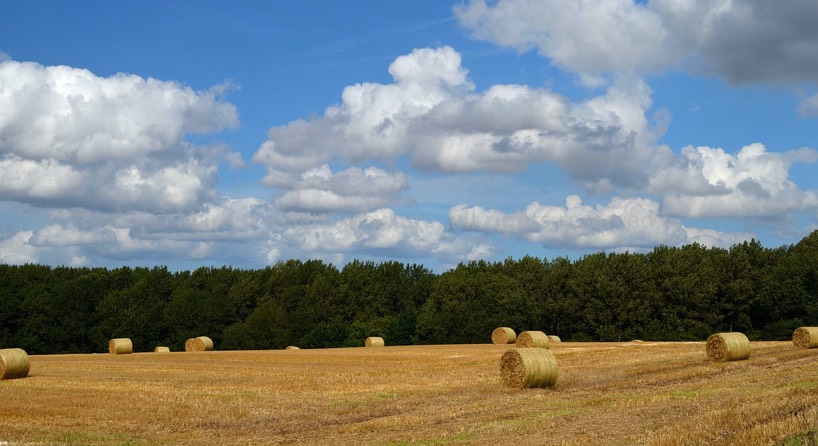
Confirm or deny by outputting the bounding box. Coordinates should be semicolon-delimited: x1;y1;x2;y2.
2;232;818;354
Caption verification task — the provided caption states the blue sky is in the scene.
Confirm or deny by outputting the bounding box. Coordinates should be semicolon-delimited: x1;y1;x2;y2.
1;0;817;272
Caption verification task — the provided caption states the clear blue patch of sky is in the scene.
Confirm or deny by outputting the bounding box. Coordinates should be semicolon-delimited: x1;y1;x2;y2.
649;72;818;154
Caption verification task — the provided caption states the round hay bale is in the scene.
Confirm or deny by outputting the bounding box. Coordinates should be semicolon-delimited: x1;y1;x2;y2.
365;337;385;347
108;338;133;355
547;335;561;343
285;346;300;350
492;327;517;345
706;332;750;361
515;331;550;349
185;336;214;352
154;346;170;353
0;348;30;380
499;348;558;389
792;327;818;349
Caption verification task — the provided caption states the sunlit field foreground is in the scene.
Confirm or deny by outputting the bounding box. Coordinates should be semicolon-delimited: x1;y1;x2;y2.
2;342;817;445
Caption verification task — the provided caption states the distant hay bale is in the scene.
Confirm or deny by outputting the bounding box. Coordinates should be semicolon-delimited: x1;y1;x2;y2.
492;327;517;345
108;338;133;355
547;335;561;343
154;346;170;353
515;331;550;349
792;327;818;349
706;332;750;361
365;337;385;347
185;336;214;352
285;346;300;350
499;348;558;389
0;348;30;380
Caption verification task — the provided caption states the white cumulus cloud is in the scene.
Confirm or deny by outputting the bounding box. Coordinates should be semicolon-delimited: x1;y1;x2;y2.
273;165;408;213
651;143;818;218
450;195;749;249
0;59;238;212
253;46;473;180
29;224;116;246
254;47;668;192
0;230;38;264
456;0;818;86
454;0;670;85
281;207;491;262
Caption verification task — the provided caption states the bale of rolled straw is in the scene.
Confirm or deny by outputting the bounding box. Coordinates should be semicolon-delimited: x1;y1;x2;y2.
365;337;385;347
547;335;561;343
492;327;517;345
792;327;818;349
0;348;30;380
185;336;214;352
108;338;133;355
515;331;550;349
499;348;558;389
285;346;300;350
706;332;750;361
154;346;170;353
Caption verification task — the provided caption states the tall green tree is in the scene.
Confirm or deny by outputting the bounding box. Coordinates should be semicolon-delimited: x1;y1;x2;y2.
416;261;527;344
222;299;290;349
647;244;724;340
94;267;175;352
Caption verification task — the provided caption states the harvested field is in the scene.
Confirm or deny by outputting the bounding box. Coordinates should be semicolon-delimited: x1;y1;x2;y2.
0;342;817;445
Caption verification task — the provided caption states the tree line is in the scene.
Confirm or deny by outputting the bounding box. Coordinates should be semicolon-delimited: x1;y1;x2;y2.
1;231;817;354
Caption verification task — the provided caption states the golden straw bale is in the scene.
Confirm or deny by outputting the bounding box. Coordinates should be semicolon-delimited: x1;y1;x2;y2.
108;338;133;355
285;346;300;350
547;335;561;343
792;327;818;349
499;348;558;389
706;332;750;361
515;331;550;349
365;337;385;347
185;336;214;352
0;348;30;380
154;346;170;353
492;327;517;345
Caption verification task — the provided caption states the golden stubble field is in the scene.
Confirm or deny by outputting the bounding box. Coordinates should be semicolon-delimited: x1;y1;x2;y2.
1;342;817;446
